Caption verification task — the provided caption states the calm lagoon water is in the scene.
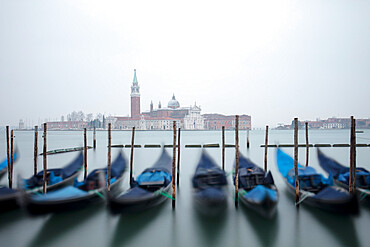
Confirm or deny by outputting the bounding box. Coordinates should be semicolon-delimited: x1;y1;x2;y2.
0;129;369;247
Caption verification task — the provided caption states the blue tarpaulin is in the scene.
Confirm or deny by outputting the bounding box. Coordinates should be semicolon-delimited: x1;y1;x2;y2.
277;149;333;188
137;171;172;186
244;185;278;203
32;186;88;201
0;151;18;171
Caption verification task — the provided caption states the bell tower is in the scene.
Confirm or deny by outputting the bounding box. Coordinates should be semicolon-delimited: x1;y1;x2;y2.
130;69;141;118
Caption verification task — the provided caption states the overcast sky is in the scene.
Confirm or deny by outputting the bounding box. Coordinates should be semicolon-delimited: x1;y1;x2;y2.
0;0;369;128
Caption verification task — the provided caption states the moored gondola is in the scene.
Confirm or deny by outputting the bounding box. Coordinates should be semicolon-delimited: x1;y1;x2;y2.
108;149;172;214
26;151;127;215
317;149;370;202
234;154;278;218
276;148;359;214
23;152;84;193
192;150;227;214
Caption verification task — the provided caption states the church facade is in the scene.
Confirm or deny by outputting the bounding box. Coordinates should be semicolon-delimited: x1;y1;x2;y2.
111;70;251;130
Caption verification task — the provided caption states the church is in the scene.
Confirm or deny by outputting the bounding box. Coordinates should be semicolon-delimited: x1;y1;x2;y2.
112;70;205;130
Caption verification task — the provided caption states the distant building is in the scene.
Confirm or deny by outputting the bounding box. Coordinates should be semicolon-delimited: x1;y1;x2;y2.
19;119;25;130
279;117;370;129
203;114;251;130
113;70;206;130
46;121;88;130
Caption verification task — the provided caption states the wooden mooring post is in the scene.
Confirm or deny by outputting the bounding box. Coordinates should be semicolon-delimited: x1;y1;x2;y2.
222;126;225;171
10;130;14;189
264;125;268;172
84;128;87;179
247;129;250;149
235;115;239;207
294;118;299;206
43;123;47;194
34;126;38;176
177;128;181;186
107;123;111;192
130;127;135;186
93;126;96;149
349;116;356;194
305;122;309;167
6;126;10;187
172;122;177;209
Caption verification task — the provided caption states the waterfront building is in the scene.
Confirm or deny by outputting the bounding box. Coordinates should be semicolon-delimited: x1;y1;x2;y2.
46;121;88;130
113;70;206;130
203;114;251;130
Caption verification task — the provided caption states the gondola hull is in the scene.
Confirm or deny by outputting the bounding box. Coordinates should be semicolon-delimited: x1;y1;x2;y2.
239;186;279;218
332;180;370;203
284;179;359;214
26;152;127;215
317;149;370;203
26;171;80;194
26;178;124;215
0;189;23;213
192;187;228;215
108;184;171;214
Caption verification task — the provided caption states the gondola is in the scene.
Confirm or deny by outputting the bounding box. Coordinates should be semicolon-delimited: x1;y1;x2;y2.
276;148;359;214
0;149;19;180
23;152;84;193
317;149;370;202
0;186;23;213
26;152;127;215
108;149;172;214
234;154;278;218
192;150;227;214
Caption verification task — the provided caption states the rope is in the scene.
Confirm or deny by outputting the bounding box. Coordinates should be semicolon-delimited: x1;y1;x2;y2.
295;190;314;206
359;189;370;201
154;190;175;200
94;191;105;199
238;190;247;197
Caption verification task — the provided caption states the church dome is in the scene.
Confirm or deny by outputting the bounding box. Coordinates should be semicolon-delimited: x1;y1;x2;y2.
168;94;180;109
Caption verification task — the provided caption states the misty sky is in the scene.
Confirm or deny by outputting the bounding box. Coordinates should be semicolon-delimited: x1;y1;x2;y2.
0;0;369;128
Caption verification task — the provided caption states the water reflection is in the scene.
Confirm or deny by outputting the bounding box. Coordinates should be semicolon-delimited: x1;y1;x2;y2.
192;206;227;247
0;209;26;230
282;188;361;247
110;204;166;247
239;204;279;247
28;204;104;247
307;207;360;247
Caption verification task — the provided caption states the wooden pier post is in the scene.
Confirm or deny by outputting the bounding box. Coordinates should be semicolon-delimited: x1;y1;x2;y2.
34;126;38;176
352;117;356;193
93;126;96;149
84;128;87;179
264;125;269;172
107;123;111;192
305;122;309;167
172;122;177;209
247;129;250;149
177;128;181;186
235;115;239;207
10;130;14;189
294;118;299;205
130;127;135;186
6;126;10;187
222;126;225;171
43;123;47;194
349;116;356;194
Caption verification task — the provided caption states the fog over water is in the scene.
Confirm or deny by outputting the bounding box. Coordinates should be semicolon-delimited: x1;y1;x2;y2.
0;0;369;128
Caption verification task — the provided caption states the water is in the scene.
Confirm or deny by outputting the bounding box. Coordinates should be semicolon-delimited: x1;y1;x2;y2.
0;129;369;247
